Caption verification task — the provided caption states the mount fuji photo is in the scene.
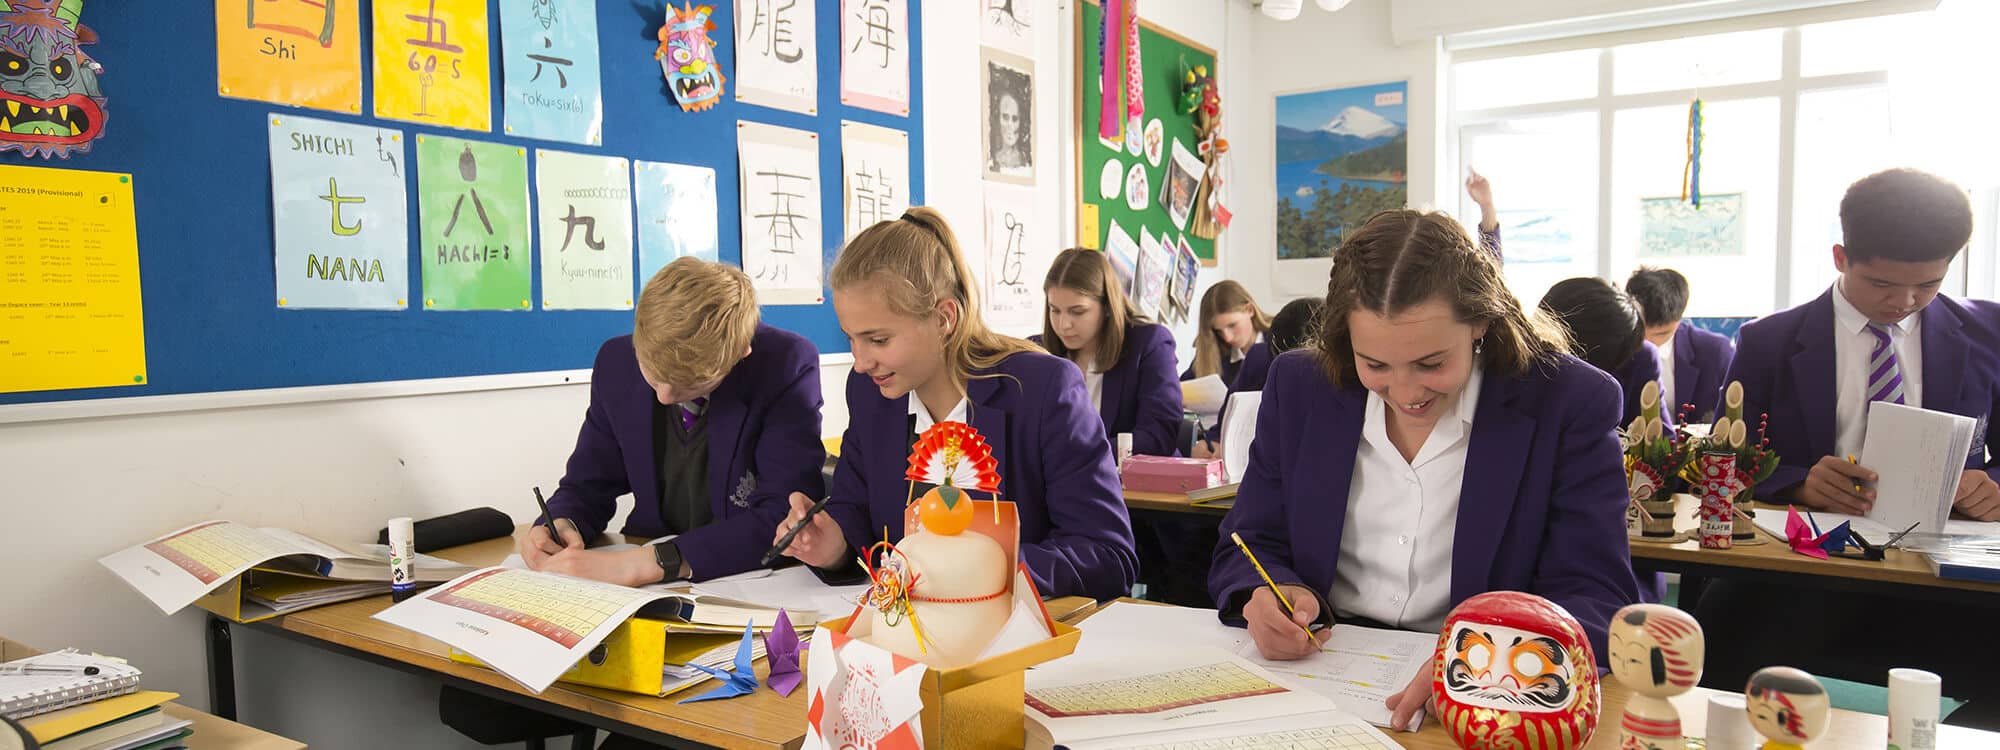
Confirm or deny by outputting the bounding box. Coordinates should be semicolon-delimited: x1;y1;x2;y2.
1274;81;1409;259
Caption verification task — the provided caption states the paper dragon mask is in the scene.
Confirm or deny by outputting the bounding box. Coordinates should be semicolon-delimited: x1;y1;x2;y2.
655;3;723;112
0;0;104;158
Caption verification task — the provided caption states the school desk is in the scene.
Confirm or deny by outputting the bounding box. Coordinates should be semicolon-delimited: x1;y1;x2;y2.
201;527;1106;750
1054;599;2000;750
1630;496;2000;603
1122;488;1230;516
1;637;305;750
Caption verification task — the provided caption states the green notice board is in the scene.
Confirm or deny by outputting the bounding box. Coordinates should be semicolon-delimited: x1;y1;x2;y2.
1074;0;1218;265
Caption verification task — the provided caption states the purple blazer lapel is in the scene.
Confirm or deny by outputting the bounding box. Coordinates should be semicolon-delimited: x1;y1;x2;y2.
1674;322;1700;407
968;376;1012;501
615;373;661;513
704;382;750;513
1098;356;1134;429
1922;300;1967;412
1306;387;1366;594
1789;295;1839;461
1450;372;1535;606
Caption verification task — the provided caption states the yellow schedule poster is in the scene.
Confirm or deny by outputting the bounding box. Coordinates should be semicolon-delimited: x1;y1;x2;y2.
214;0;363;113
0;165;147;394
373;0;492;132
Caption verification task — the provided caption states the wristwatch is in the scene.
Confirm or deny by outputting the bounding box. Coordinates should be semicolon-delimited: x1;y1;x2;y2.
652;541;686;583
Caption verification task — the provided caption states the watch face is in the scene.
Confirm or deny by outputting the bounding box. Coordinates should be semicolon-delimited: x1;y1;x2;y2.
654;542;681;577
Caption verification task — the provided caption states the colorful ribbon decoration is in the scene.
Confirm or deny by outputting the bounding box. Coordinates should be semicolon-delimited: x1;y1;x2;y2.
1097;0;1124;145
1682;98;1704;208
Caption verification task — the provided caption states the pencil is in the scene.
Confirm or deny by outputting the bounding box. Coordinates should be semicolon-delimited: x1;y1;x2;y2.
1230;532;1318;643
1847;454;1864;494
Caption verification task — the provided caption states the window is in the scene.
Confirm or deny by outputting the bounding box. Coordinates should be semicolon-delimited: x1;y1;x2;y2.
1451;8;1998;319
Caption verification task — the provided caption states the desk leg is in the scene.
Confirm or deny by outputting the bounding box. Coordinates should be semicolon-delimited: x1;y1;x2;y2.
207;616;238;721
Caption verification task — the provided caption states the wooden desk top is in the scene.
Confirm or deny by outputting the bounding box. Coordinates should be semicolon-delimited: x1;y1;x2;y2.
1123;488;1230;516
1630;497;2000;595
1059;599;1996;750
0;638;306;750
266;532;809;750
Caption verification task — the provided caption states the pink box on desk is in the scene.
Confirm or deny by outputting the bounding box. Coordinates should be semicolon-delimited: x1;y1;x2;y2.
1120;455;1227;493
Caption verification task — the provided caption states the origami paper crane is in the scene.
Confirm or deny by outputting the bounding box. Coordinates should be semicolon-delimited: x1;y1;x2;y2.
765;609;803;697
680;622;758;703
1784;505;1852;560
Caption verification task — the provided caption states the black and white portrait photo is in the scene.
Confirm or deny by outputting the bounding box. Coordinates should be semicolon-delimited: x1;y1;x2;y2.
981;49;1034;185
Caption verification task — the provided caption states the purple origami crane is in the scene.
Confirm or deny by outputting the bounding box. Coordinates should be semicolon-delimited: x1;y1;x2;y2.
764;609;802;697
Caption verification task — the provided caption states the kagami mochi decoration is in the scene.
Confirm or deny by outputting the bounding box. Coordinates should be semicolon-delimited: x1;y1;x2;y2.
858;421;1015;669
1432;591;1601;750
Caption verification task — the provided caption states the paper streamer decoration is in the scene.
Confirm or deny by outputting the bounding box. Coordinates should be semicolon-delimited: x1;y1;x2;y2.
416;135;531;310
373;0;492;131
1682;98;1703;208
215;0;362;113
500;0;604;145
1121;0;1143;138
1096;0;1122;145
269;115;409;310
535;150;633;310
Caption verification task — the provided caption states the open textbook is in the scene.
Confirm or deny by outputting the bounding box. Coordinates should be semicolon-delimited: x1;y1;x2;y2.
99;520;476;615
1024;643;1400;750
1071;601;1433;731
373;566;803;693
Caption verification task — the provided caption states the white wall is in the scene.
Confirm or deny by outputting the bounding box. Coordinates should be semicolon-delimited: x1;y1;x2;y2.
1232;0;1444;306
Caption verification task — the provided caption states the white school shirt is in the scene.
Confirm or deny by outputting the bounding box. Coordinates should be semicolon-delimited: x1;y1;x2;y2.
1656;336;1677;412
1831;285;1923;460
1331;367;1483;633
909;392;970;434
1077;354;1105;413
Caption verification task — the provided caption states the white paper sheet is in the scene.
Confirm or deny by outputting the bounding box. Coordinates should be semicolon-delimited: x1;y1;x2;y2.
1749;507;1998;541
100;521;327;615
690;565;869;619
840;121;909;242
838;0;909;115
1862;402;1979;534
737;121;824;305
535;150;633;310
1223;391;1262;483
736;0;818;114
982;182;1043;331
372;566;685;693
1052;710;1403;750
1182;375;1227;421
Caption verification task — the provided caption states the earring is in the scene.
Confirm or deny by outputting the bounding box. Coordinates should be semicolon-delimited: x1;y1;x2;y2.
1474;338;1484;357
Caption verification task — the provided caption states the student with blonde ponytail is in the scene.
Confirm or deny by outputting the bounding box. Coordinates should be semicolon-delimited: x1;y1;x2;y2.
772;208;1138;600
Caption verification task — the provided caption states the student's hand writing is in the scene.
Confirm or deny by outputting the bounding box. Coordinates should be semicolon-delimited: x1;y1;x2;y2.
1385;656;1436;732
1242;585;1329;661
1794;455;1875;514
1954;470;2000;521
518;519;584;570
538;546;665;587
775;492;849;569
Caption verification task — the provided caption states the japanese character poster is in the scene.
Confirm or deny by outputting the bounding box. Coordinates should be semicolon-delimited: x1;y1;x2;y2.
534;150;633;310
839;0;907;116
634;161;719;284
268;114;409;310
500;0;603;145
980;47;1033;186
416;135;531;310
839;121;907;243
215;0;362;113
735;0;817;115
736;121;823;305
979;0;1034;57
982;182;1041;332
373;0;493;132
0;0;106;158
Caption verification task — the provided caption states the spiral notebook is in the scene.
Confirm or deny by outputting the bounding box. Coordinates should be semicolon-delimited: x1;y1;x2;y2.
0;649;143;720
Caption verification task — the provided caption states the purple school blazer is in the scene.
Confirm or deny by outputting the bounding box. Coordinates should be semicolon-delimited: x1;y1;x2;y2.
1210;349;1640;666
1672;321;1736;422
1725;290;2000;500
545;325;826;580
821;351;1138;600
1031;322;1184;457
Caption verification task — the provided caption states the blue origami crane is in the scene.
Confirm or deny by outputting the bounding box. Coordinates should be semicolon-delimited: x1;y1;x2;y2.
678;622;759;703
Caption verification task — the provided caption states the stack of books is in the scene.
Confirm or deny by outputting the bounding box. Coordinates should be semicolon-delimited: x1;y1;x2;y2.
2;650;190;750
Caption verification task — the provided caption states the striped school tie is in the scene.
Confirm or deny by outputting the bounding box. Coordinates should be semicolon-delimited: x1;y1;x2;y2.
680;397;708;431
1866;324;1906;405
